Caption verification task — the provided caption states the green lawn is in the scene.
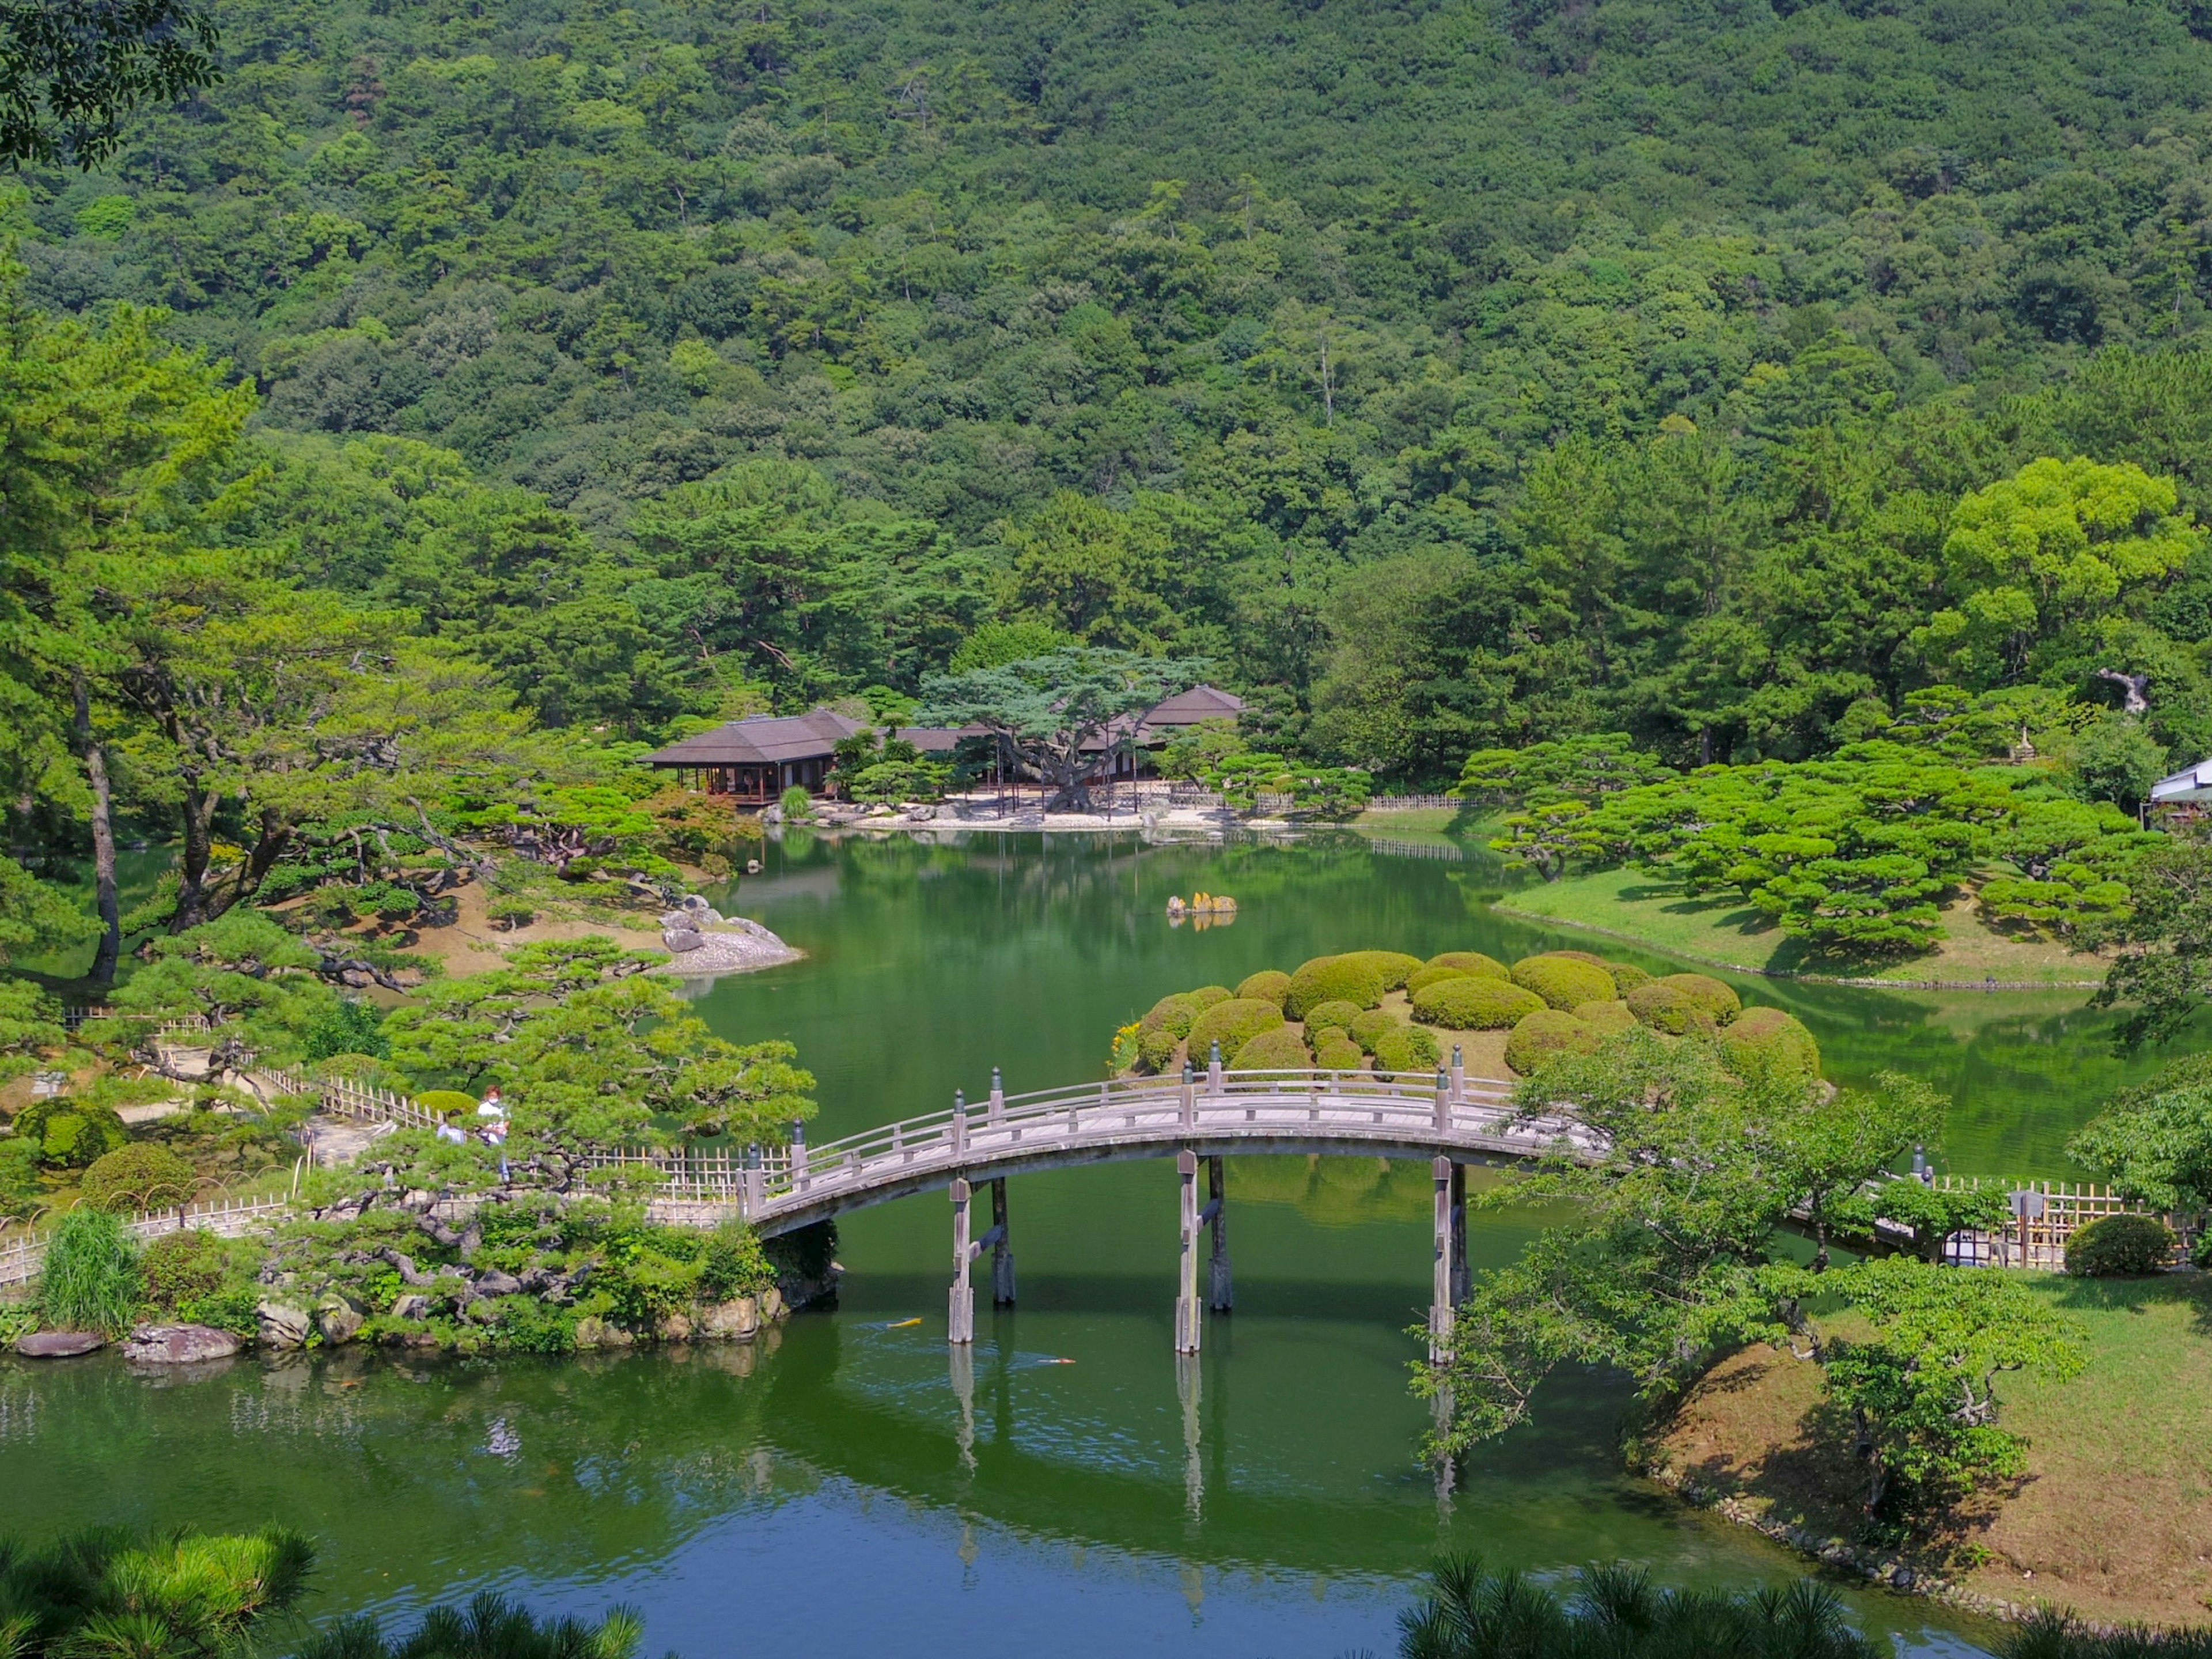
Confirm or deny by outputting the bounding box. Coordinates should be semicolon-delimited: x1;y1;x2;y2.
1494;866;2101;987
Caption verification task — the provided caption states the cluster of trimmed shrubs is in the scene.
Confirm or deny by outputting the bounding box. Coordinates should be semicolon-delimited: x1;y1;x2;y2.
1123;948;1821;1081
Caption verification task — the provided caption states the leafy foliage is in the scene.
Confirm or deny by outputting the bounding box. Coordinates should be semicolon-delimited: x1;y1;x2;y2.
34;1205;139;1335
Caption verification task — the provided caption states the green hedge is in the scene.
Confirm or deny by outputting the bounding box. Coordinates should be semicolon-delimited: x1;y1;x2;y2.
1411;977;1546;1029
1302;999;1365;1035
1373;1025;1441;1073
1605;961;1653;995
1347;1009;1398;1053
1236;969;1292;1008
1425;951;1509;979
1406;964;1469;997
1626;982;1711;1035
1188;985;1234;1012
1138;1028;1181;1072
1286;956;1387;1017
1313;1032;1366;1071
1657;974;1740;1025
12;1099;128;1170
416;1089;480;1120
1232;1027;1312;1071
1141;993;1200;1038
1504;1009;1600;1075
1574;999;1638;1036
1719;1006;1821;1083
1332;949;1422;991
1509;955;1618;1010
1188;997;1286;1060
2065;1213;2175;1277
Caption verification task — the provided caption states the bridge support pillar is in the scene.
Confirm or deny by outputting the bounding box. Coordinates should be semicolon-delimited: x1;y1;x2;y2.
990;1177;1016;1305
949;1177;975;1345
1175;1150;1202;1354
1429;1156;1457;1365
1206;1156;1232;1312
1450;1161;1469;1305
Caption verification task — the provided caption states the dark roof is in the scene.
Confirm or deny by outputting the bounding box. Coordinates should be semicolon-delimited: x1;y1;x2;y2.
1143;685;1244;726
644;709;972;767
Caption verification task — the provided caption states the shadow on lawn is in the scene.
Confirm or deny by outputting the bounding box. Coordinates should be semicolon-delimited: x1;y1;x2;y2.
2039;1271;2212;1338
1626;884;1916;979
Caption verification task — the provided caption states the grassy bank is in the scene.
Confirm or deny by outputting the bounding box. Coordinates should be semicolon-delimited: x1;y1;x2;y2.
1649;1274;2212;1628
1495;868;2100;988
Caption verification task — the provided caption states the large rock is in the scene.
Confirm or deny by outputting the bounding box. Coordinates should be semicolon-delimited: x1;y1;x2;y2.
14;1330;106;1358
474;1268;523;1296
661;927;705;953
315;1298;364;1346
390;1293;432;1320
697;1297;760;1340
256;1301;312;1349
572;1316;634;1351
124;1324;242;1364
657;1311;693;1342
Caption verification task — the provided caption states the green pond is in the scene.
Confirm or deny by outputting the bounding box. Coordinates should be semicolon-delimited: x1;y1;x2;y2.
3;830;2179;1656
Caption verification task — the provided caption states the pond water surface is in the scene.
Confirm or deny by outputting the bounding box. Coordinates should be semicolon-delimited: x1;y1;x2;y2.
3;831;2185;1657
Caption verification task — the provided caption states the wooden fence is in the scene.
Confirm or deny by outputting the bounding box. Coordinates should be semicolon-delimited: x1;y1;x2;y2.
1931;1176;2196;1271
1365;837;1467;862
0;1187;300;1288
1363;795;1463;812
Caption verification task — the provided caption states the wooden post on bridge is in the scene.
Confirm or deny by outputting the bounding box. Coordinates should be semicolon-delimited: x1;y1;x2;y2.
1450;1044;1465;1104
949;1177;975;1345
1429;1156;1456;1365
990;1177;1016;1305
1206;1156;1232;1312
988;1066;1005;1124
1450;1161;1469;1304
1175;1150;1202;1354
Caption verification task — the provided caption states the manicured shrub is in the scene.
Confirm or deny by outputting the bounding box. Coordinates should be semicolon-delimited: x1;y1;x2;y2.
1373;1024;1441;1073
2065;1213;2176;1277
779;785;812;819
37;1207;141;1336
1232;1027;1311;1071
78;1144;197;1213
1605;961;1653;995
1505;1009;1600;1075
1187;985;1234;1012
1314;1033;1366;1071
1406;964;1470;997
1626;981;1712;1035
1424;952;1510;980
14;1097;129;1170
1348;1009;1398;1053
141;1228;230;1312
1719;1006;1821;1083
1658;973;1741;1025
1236;969;1293;1008
1137;1028;1180;1072
1286;956;1387;1017
1302;999;1364;1035
487;900;536;930
1574;999;1638;1036
416;1089;480;1122
1412;976;1546;1029
1510;954;1618;1010
1332;949;1423;991
1547;949;1612;967
1140;993;1200;1038
1188;997;1285;1060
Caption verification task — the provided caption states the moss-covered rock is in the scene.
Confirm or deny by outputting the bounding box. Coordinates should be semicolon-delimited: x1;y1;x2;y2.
1285;955;1387;1017
1718;1006;1820;1082
1411;976;1546;1029
1573;999;1638;1036
1347;1008;1398;1054
1625;981;1711;1035
1373;1024;1441;1073
1302;999;1365;1035
1232;1026;1312;1071
1509;954;1619;1009
1188;997;1286;1060
1424;951;1510;980
1313;1032;1367;1071
1236;969;1292;1008
1505;1009;1600;1074
1406;964;1470;997
1658;973;1740;1025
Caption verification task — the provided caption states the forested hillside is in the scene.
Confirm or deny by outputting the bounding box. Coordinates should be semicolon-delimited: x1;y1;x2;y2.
17;0;2212;774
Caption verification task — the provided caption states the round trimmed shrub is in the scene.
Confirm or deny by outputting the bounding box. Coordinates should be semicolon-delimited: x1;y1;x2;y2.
1658;974;1740;1025
1719;1007;1821;1083
1626;981;1711;1035
1425;952;1510;980
78;1144;197;1213
1138;1028;1180;1073
14;1099;128;1170
1188;985;1234;1012
1510;955;1619;1010
1574;999;1638;1036
1347;1009;1398;1054
1140;993;1200;1038
1406;964;1471;997
1505;1009;1600;1075
1547;949;1612;967
1236;969;1292;1008
1412;976;1546;1029
2065;1213;2175;1277
1313;1032;1366;1071
1232;1027;1312;1072
1373;1024;1441;1073
1302;999;1365;1036
1605;961;1653;995
1333;950;1423;991
1188;997;1285;1061
1286;956;1388;1017
416;1089;480;1122
142;1227;230;1313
